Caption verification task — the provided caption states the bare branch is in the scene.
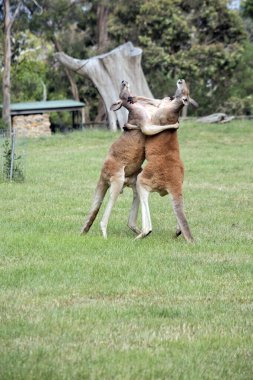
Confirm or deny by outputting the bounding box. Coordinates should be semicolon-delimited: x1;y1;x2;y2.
9;1;22;28
31;0;43;15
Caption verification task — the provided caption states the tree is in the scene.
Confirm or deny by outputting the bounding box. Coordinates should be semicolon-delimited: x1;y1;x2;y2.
95;0;111;122
2;0;21;132
1;0;45;130
108;0;246;114
221;0;253;115
97;0;110;52
56;42;153;131
242;0;253;17
28;0;89;102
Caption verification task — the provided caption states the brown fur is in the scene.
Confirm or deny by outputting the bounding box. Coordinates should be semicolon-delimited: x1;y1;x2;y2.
80;81;150;238
136;88;194;242
81;80;194;240
143;131;183;196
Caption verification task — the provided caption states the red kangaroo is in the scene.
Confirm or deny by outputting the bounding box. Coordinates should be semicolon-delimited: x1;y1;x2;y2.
135;80;195;242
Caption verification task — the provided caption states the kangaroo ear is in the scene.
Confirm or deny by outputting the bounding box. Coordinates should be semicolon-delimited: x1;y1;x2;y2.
189;98;198;108
110;100;123;111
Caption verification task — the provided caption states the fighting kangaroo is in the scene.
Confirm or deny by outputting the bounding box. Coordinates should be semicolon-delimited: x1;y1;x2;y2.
80;81;179;238
135;80;195;242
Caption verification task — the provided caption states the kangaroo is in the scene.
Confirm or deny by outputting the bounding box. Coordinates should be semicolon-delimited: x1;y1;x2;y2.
80;81;179;238
135;80;195;242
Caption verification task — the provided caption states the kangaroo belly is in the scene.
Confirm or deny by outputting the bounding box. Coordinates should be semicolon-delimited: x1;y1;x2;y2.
141;131;183;194
145;130;180;159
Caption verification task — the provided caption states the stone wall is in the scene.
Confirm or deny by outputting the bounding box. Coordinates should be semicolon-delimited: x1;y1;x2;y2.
13;114;51;138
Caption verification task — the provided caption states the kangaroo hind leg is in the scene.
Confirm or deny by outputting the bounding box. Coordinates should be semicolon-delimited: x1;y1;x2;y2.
100;169;125;239
135;177;152;239
172;195;194;243
128;181;141;235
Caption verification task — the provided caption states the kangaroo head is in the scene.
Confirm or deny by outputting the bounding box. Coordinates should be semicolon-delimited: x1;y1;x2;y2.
110;80;132;111
175;79;198;108
176;79;189;97
119;80;131;100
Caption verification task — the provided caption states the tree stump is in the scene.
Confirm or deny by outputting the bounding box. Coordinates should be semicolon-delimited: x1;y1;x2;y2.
55;42;153;131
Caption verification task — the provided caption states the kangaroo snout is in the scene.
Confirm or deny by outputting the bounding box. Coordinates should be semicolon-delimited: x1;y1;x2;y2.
121;80;129;87
182;96;189;105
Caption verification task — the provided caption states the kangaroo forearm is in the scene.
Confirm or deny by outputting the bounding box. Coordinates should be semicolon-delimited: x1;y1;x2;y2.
135;96;161;107
140;122;179;136
124;123;140;130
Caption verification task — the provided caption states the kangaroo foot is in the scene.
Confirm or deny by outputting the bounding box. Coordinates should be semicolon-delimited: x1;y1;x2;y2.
175;226;182;237
135;230;152;240
100;222;108;239
80;224;89;235
185;235;194;243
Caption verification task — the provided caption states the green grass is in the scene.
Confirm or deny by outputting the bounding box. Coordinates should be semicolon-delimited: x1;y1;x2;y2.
0;121;252;380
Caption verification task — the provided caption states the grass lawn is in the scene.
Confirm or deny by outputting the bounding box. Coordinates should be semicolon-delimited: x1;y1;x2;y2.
0;120;252;380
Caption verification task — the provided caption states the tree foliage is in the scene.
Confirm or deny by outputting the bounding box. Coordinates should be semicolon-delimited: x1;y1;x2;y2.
242;0;253;18
108;0;246;114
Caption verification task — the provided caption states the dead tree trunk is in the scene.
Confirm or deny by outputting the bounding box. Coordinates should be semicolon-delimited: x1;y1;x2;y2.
55;42;153;131
97;2;109;53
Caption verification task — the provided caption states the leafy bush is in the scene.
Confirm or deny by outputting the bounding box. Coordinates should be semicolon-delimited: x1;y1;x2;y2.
220;96;253;115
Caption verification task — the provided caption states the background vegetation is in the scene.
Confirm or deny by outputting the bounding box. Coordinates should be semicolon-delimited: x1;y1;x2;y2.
1;0;253;122
0;120;252;379
1;2;252;378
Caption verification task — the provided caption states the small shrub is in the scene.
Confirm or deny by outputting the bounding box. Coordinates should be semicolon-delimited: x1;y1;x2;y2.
1;138;25;182
0;119;8;131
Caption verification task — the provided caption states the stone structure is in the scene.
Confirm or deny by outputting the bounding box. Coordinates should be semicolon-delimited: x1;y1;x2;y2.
13;114;51;137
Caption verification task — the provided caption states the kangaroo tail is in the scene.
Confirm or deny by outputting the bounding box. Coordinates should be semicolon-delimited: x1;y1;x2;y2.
80;175;109;234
